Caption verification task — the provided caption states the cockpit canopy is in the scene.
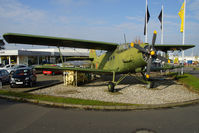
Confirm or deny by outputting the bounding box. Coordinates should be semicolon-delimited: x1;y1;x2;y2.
117;43;131;53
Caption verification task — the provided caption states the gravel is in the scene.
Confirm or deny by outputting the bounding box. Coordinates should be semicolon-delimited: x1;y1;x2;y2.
31;76;199;105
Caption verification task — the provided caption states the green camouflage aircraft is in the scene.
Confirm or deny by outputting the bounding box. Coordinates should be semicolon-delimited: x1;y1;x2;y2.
3;31;194;92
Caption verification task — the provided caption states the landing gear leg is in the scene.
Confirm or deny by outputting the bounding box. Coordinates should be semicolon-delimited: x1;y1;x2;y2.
138;72;155;89
107;72;130;92
146;81;154;89
108;71;116;92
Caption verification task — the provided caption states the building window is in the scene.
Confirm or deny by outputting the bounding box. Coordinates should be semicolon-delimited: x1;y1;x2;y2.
10;56;17;64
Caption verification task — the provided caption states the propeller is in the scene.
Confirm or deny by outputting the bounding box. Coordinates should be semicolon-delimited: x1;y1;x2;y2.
0;40;5;50
131;30;170;79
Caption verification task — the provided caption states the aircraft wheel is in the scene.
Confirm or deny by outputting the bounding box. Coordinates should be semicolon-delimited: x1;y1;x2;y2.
147;82;154;89
108;82;115;92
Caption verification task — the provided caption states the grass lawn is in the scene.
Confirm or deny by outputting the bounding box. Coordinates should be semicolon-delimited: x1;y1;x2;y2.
0;89;134;106
168;73;199;91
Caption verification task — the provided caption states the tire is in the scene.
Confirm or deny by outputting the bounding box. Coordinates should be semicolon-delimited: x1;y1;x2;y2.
108;82;115;92
10;84;15;88
0;80;2;88
10;71;14;75
52;72;55;76
29;81;33;87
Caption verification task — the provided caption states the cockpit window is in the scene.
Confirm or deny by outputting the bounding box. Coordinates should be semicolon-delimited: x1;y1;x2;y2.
117;43;130;53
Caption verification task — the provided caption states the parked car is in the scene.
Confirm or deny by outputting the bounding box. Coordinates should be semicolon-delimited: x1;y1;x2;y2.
0;64;15;72
42;64;62;75
9;64;28;74
10;68;37;88
43;70;62;75
0;63;5;68
0;69;10;84
0;64;28;73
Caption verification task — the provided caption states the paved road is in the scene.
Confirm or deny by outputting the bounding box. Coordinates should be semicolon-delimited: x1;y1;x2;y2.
0;98;199;133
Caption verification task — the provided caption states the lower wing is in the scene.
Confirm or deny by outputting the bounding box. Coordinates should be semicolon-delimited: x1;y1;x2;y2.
35;65;113;74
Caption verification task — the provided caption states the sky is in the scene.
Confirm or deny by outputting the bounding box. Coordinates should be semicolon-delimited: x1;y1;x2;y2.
0;0;199;56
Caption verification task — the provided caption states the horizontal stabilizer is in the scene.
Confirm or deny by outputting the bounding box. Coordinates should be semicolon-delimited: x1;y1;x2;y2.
154;44;195;52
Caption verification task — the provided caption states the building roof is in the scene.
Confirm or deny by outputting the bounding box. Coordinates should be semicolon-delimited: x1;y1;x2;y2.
0;48;89;56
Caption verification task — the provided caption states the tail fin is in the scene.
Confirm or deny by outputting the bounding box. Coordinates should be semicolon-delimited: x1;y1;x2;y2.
89;49;98;68
89;49;97;61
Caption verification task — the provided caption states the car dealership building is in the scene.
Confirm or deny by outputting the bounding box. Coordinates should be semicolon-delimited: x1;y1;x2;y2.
0;48;89;65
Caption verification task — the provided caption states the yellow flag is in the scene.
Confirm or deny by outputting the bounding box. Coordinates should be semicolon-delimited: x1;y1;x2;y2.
178;2;185;32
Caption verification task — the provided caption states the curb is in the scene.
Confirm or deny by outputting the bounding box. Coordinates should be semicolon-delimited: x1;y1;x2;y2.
23;81;63;93
1;94;199;110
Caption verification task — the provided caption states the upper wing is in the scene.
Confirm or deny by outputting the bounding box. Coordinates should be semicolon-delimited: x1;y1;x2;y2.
154;44;195;52
3;33;118;51
35;65;113;74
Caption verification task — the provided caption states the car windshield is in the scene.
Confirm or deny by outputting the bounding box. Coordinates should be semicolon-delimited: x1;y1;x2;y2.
14;69;30;76
13;65;26;69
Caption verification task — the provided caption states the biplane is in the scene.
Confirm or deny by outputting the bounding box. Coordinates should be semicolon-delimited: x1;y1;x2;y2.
3;31;194;92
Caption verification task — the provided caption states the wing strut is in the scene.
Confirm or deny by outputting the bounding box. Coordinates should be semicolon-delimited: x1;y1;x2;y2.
57;46;64;67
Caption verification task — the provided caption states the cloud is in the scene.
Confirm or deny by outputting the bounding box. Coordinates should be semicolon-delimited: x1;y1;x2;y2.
50;0;90;7
0;0;46;23
125;16;144;22
165;15;178;19
188;0;199;20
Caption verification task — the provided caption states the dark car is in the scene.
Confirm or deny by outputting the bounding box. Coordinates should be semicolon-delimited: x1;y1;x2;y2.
0;69;10;84
10;68;37;88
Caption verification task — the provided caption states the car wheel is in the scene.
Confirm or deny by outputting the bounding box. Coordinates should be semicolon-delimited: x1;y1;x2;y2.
29;81;33;87
10;71;14;75
52;72;55;76
0;80;2;87
10;84;15;88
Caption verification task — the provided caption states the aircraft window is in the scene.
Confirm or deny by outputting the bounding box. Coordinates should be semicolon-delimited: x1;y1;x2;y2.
113;56;115;60
118;43;130;52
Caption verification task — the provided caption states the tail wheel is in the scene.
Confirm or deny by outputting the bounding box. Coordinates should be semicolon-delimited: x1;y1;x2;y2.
108;82;115;92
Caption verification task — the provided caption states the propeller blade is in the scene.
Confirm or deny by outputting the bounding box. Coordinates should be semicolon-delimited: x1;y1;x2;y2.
0;40;5;46
131;43;148;53
151;31;157;47
146;56;152;79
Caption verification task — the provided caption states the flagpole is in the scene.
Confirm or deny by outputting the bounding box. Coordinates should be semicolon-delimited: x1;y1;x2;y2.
145;0;148;43
161;5;164;45
161;5;164;58
183;0;186;45
181;0;186;75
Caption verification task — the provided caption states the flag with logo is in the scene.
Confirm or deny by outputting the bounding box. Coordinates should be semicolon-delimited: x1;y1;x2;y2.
178;2;185;32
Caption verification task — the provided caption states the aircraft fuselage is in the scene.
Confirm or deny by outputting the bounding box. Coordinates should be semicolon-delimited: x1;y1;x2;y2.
94;43;147;74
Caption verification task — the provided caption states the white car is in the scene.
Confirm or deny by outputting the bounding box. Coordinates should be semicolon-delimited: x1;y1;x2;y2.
0;64;15;73
0;64;28;73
